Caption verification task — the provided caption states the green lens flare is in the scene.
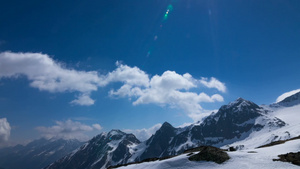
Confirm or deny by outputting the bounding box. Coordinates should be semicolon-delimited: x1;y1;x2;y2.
163;5;173;21
164;14;168;20
167;4;173;11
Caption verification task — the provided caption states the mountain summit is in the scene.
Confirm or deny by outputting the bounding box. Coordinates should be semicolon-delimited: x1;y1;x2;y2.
278;91;300;107
44;97;289;169
45;130;140;169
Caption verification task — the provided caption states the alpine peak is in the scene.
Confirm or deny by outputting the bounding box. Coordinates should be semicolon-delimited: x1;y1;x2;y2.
161;121;173;128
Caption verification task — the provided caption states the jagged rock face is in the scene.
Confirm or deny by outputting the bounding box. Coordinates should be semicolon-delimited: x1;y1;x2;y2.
195;98;263;140
138;122;177;160
188;146;230;164
0;138;83;169
136;98;285;158
45;130;140;169
273;151;300;166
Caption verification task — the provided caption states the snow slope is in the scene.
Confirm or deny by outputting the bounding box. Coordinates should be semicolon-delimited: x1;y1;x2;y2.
118;139;300;169
229;104;300;149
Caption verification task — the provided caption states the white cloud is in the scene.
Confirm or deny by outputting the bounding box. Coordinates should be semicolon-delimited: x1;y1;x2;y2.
101;61;149;87
108;70;225;120
128;71;225;121
92;124;102;130
124;123;162;141
187;109;217;123
276;89;300;103
199;77;226;93
36;120;102;141
0;118;11;144
0;51;227;120
0;52;101;105
107;67;224;120
70;94;95;106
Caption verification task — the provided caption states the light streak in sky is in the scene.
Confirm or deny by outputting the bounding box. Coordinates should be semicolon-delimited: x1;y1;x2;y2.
163;4;173;21
146;4;174;58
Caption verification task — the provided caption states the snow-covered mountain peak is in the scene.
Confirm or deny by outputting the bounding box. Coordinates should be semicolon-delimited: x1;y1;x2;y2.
277;91;300;107
236;97;246;102
227;97;257;108
108;129;126;138
218;98;261;118
46;129;141;169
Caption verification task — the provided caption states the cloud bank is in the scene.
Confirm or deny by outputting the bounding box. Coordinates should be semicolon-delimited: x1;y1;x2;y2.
36;120;102;141
276;89;300;103
0;52;226;121
0;118;11;145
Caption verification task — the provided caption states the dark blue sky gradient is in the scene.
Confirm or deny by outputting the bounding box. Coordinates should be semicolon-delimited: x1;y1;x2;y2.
0;0;300;143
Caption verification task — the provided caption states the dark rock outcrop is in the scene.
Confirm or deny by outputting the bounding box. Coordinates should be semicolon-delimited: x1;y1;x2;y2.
188;146;230;164
273;152;300;166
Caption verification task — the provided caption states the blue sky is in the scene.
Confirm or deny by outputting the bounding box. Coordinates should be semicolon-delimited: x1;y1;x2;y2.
0;0;300;145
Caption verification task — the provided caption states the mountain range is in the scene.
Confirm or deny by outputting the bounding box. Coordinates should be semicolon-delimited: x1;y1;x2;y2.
44;92;300;169
110;92;300;169
0;138;82;169
0;92;299;169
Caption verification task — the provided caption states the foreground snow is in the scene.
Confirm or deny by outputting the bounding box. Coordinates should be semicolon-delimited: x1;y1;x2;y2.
118;139;300;169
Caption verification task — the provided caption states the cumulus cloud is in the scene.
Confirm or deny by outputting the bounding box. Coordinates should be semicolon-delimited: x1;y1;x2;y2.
36;120;102;141
276;89;300;103
124;123;162;141
111;70;225;121
0;118;11;144
199;77;226;93
70;94;95;106
0;52;101;105
0;51;226;120
101;61;149;87
92;124;102;130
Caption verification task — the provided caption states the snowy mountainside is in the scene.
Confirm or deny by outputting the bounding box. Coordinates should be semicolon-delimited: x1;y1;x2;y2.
271;91;300;108
115;99;300;169
228;92;300;149
45;130;140;169
45;94;300;169
0;138;83;169
228;104;300;149
122;98;286;163
116;138;300;169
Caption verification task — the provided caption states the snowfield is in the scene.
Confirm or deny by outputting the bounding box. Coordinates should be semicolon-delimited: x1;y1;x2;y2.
118;138;300;169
